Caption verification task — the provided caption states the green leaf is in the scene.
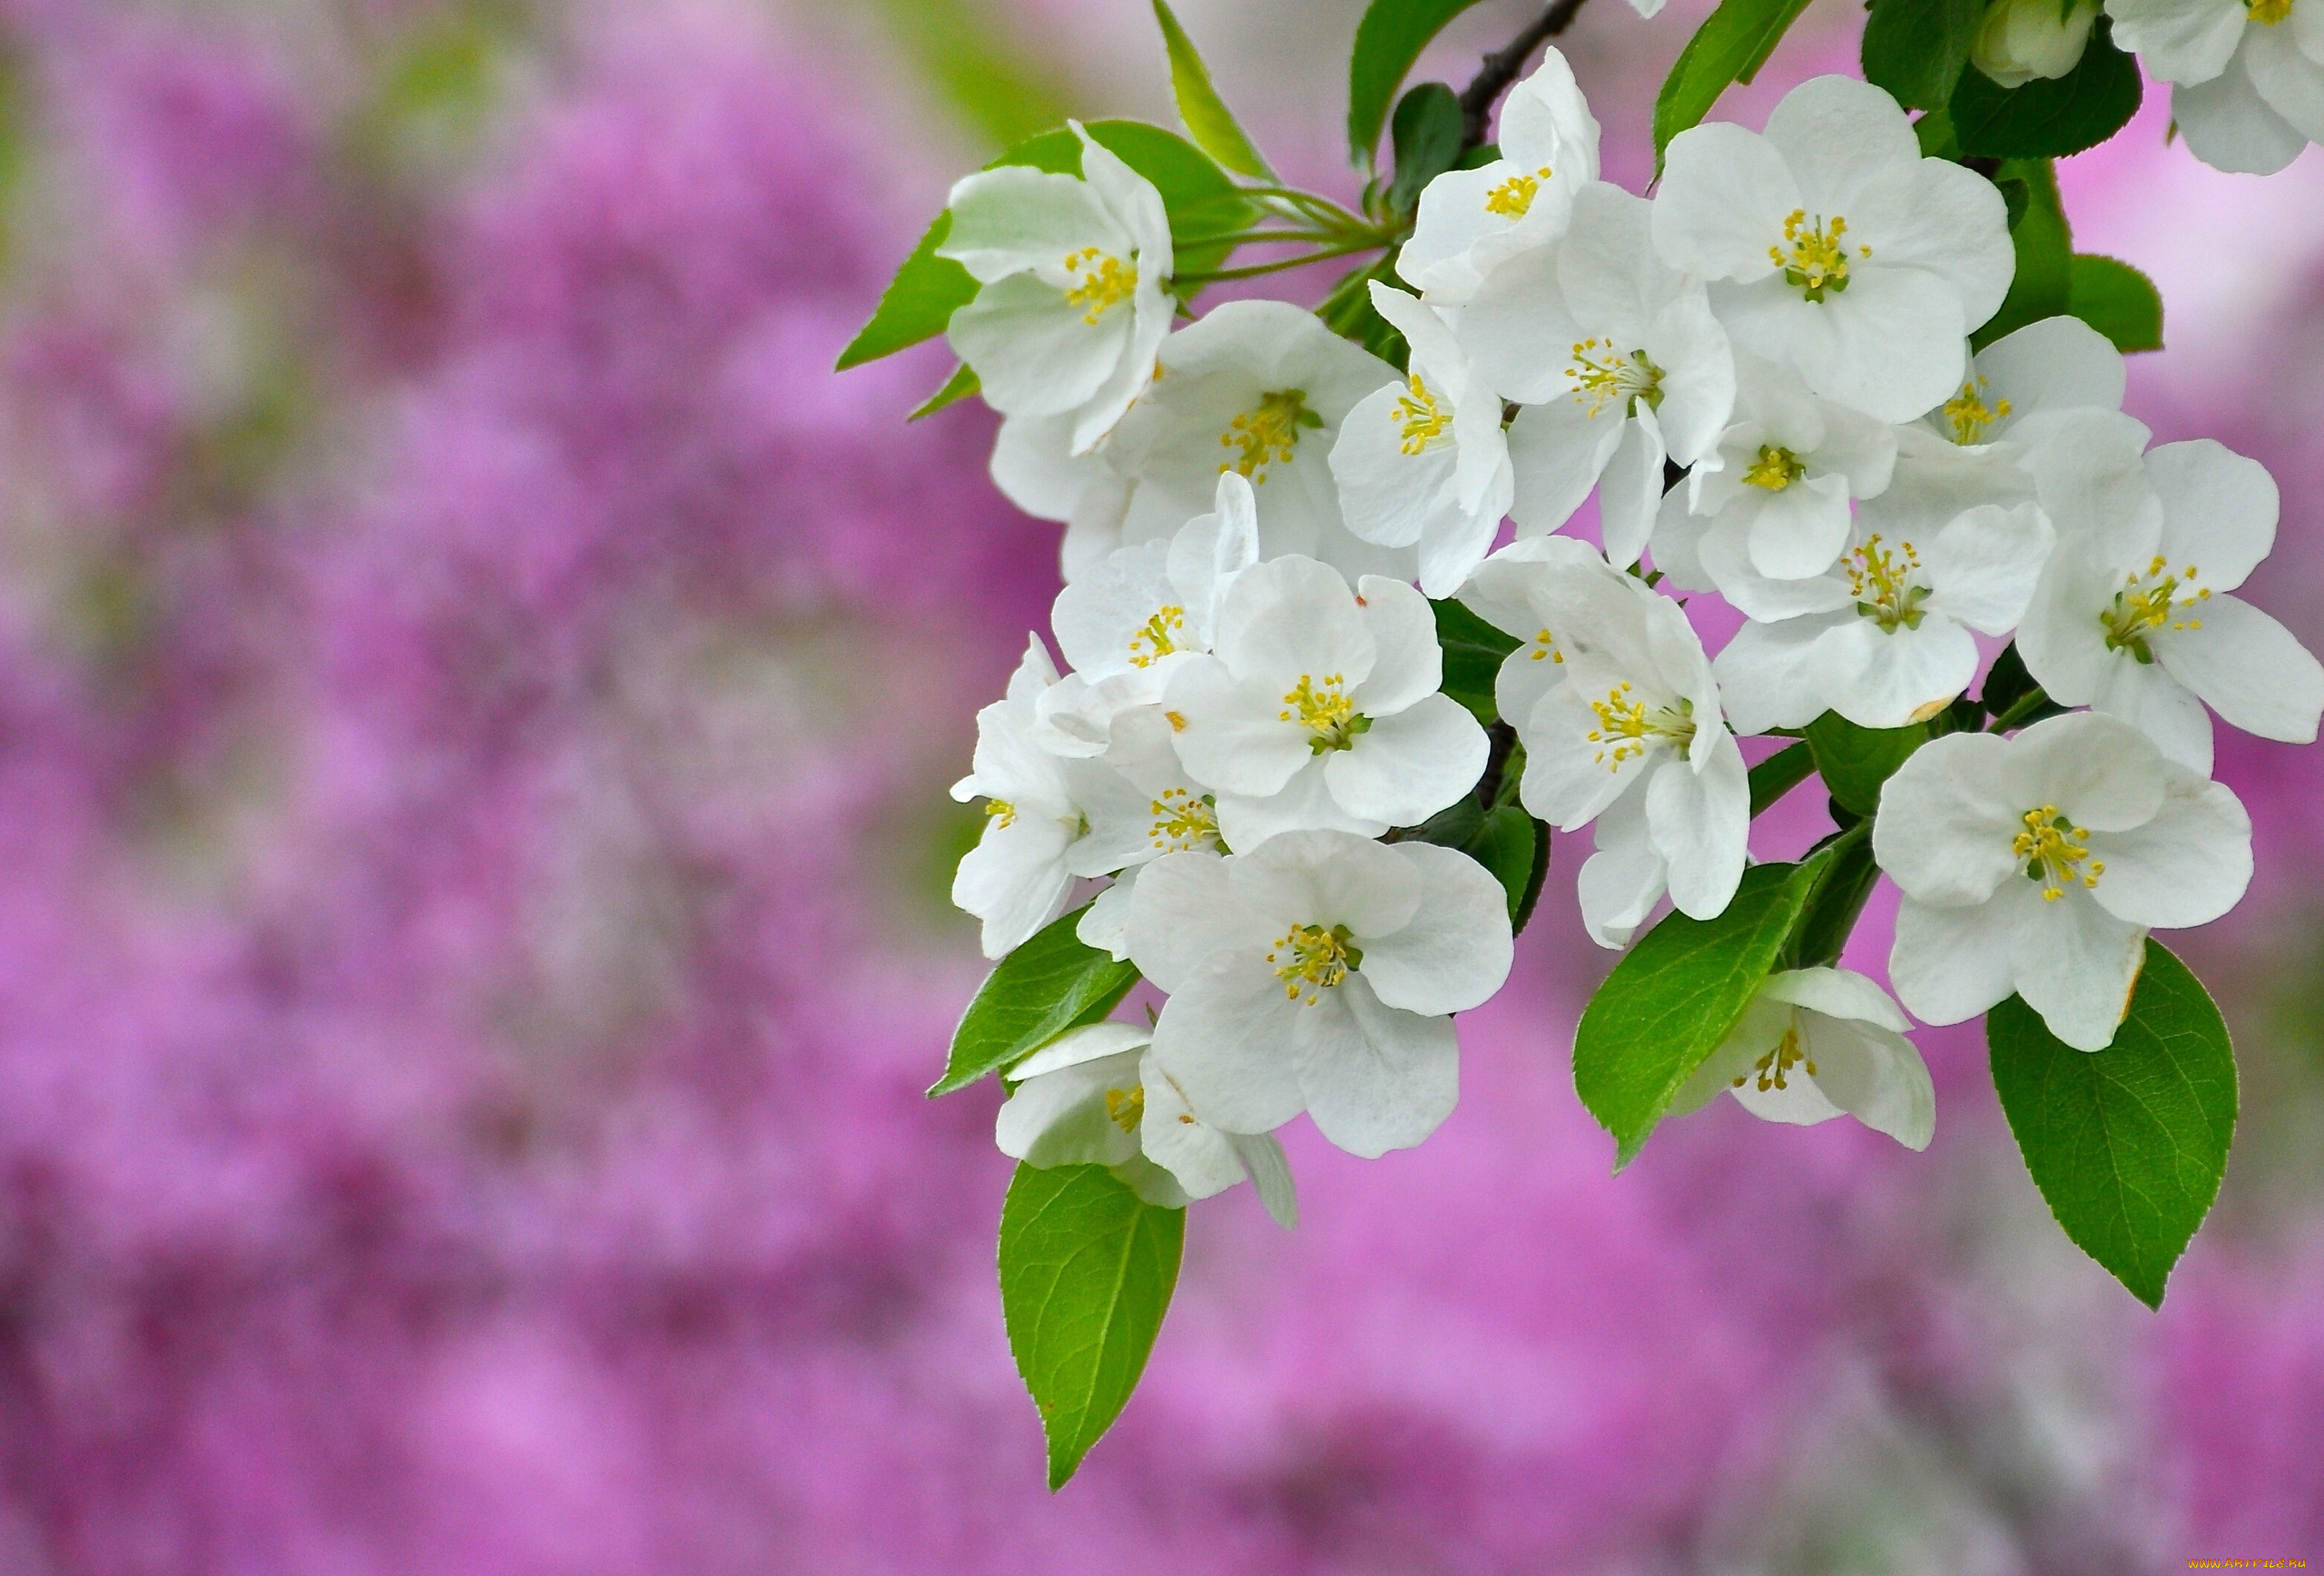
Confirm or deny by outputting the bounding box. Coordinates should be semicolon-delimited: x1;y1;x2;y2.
1914;104;1963;159
1972;157;2072;350
1652;0;1817;170
1347;0;1490;163
1780;826;1879;970
910;361;981;420
2069;252;2164;352
1805;712;1926;819
1950;17;2141;158
1987;939;2237;1307
1862;0;1985;110
931;905;1141;1097
1748;739;1817;816
1000;1163;1185;1489
1573;853;1832;1168
1152;0;1275;180
1388;82;1465;215
1432;596;1519;724
1406;799;1549;931
835;212;979;372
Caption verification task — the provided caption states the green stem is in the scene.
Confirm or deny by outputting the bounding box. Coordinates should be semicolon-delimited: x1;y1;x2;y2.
1987;686;2053;733
1747;740;1817;817
1172;241;1388;285
1238;186;1372;229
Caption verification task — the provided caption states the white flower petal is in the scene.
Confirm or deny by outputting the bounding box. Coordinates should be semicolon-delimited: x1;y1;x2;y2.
1798;1012;1935;1149
1354;576;1447;715
1652;122;1799;282
1124;848;1262;992
1599;409;1668;569
1873;731;2024;903
2093;648;2216;773
1135;1053;1248;1200
1974;314;2126;419
1646;734;1748;921
1324;694;1491;827
1355;842;1515;1016
2155;592;2324;744
1228;828;1423;936
1576;785;1668;948
2000;710;2170;830
2173;47;2310;174
2106;0;2249;83
2012;880;2149;1051
1165;657;1314;796
1920;501;2055;634
1294;973;1461;1157
1714;615;1837;734
995;1049;1144;1168
1746;472;1856;580
1801;265;1971;424
948;271;1128;416
2244;17;2324;140
1889;891;2024;1027
940;164;1125;282
1213;760;1385;846
2148;438;2278;594
1760;76;1923;212
1228;1133;1299;1228
2087;769;2251;929
1329;384;1458;550
1823;614;1979;731
1150;951;1310;1133
1763;965;1915;1032
1508;394;1630;537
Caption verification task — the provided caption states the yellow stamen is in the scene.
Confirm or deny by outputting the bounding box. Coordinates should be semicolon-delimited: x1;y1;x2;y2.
1585;681;1695;769
1104;1086;1145;1133
1062;247;1137;324
2099;554;2211;662
1280;673;1371;754
2250;0;2292;24
1394;377;1451;455
1483;165;1554;218
1147;787;1219;852
2014;804;2103;901
1218;389;1319;484
1266;921;1360;1005
983;799;1016;828
1566;338;1665;419
1128;605;1185;668
1743;445;1807;490
1733;1024;1816;1092
1530;628;1561;664
1944;376;2013;445
1844;534;1929;632
1769;210;1853;300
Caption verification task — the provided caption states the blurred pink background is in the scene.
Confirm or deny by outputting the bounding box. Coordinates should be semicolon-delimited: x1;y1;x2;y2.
0;0;2317;1570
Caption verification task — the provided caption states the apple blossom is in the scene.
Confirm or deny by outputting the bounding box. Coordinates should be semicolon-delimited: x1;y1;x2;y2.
1397;51;1600;306
1104;299;1411;580
1667;969;1936;1148
1974;0;2102;87
2108;0;2324;174
950;636;1102;958
1127;832;1512;1157
1460;181;1736;565
1327;283;1515;597
1651;75;2014;422
939;124;1174;451
1163;556;1488;846
1713;501;2056;733
1875;712;2252;1050
989;411;1138;582
995;1021;1297;1226
2018;437;2324;773
1468;537;1749;931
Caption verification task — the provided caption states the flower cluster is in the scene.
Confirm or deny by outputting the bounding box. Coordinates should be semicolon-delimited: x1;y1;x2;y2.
848;0;2324;1483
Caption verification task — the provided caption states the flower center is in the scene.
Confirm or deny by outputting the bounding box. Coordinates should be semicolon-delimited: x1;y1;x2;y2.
1944;376;2013;445
1733;1022;1817;1092
2099;555;2211;663
1268;921;1361;1005
1128;605;1185;668
1063;247;1137;324
1483;166;1553;219
1768;211;1865;301
1280;673;1372;754
1147;787;1220;852
1566;339;1665;419
983;799;1016;828
1743;445;1807;490
1219;389;1322;484
1394;376;1452;455
2014;804;2104;901
2250;0;2292;24
1586;682;1695;768
1103;1085;1145;1133
1846;534;1930;632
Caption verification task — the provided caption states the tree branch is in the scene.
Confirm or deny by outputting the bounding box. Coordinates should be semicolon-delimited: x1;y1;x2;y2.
1458;0;1591;153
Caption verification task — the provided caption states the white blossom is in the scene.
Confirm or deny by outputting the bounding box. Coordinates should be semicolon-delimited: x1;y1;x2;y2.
1676;354;1897;583
1974;0;2102;86
2108;0;2324;174
1652;75;2014;422
1875;712;2252;1050
1713;501;2056;732
2019;436;2324;773
1163;556;1488;846
940;125;1174;451
1667;968;1936;1148
996;1021;1297;1226
1105;299;1412;581
1327;283;1515;597
950;637;1102;957
990;412;1138;583
1033;470;1259;754
1128;832;1512;1157
1466;537;1749;937
1460;181;1736;565
1397;52;1601;306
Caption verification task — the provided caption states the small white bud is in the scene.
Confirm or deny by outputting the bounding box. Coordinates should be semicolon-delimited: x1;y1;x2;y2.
1972;0;2100;91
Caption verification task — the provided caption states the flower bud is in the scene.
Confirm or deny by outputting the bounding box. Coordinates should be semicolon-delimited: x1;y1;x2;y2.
1972;0;2100;90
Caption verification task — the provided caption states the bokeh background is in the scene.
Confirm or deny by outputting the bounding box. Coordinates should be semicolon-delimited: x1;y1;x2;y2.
0;0;2318;1570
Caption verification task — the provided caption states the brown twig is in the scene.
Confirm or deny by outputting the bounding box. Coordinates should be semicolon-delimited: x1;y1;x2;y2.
1458;0;1592;153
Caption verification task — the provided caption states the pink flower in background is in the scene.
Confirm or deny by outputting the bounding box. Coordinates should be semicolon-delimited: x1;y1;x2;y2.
0;0;2309;1571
